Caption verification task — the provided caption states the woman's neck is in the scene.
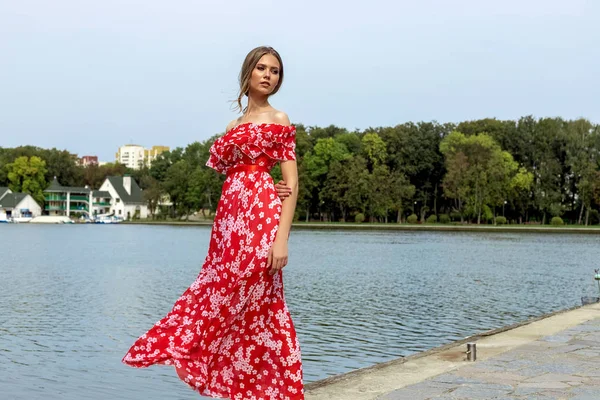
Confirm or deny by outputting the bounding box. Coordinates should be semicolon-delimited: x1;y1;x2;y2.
245;93;273;116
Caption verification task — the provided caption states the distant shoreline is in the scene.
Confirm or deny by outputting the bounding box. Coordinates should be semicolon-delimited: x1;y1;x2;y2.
123;220;600;234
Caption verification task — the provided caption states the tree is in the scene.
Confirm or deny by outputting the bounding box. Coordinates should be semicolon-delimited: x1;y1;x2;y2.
508;167;534;224
344;156;371;216
440;132;522;224
377;122;449;218
141;175;163;218
367;164;392;222
335;132;361;154
150;148;184;182
321;160;352;222
163;160;191;218
531;118;567;223
81;162;127;189
6;156;48;204
302;137;352;220
296;160;317;222
564;119;599;225
361;132;387;169
593;171;600;209
388;170;416;223
41;148;83;187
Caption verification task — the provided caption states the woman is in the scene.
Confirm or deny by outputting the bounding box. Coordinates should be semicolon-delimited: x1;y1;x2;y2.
122;46;304;400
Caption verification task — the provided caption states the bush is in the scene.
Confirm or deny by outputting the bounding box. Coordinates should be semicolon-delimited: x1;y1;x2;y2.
426;215;437;224
551;216;564;226
495;216;507;225
407;214;418;224
450;211;462;221
483;205;493;222
354;213;365;223
439;214;451;224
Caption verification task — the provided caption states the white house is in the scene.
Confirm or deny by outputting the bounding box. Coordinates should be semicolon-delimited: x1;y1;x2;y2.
98;175;148;220
0;187;42;221
43;176;148;221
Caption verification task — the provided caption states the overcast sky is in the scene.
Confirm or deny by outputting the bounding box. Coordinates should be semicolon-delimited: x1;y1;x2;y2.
1;0;598;161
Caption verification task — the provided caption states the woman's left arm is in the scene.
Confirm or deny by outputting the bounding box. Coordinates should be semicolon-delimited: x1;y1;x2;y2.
268;159;298;275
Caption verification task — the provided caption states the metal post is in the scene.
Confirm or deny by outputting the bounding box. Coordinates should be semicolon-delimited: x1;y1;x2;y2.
466;343;477;361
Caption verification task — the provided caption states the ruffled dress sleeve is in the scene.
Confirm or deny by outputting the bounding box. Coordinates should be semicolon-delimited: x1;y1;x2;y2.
206;123;297;174
205;145;228;174
258;124;297;162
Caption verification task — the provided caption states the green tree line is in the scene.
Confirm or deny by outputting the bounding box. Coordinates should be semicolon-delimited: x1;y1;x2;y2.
2;116;600;225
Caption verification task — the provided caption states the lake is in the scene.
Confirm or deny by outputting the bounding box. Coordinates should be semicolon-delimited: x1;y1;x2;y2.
1;224;598;399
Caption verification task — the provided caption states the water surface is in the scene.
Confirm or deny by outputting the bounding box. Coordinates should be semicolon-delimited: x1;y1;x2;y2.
1;225;598;399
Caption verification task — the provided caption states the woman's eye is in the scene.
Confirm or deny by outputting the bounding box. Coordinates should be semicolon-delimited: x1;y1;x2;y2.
257;66;264;71
272;70;279;75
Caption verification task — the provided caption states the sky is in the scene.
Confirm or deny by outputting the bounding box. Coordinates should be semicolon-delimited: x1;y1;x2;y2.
1;0;599;161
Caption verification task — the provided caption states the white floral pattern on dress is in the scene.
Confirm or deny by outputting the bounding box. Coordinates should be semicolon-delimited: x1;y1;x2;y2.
122;123;303;400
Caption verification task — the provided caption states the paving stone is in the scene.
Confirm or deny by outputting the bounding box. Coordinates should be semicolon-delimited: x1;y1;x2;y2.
510;386;545;396
517;381;572;389
570;388;600;400
445;385;511;399
540;334;573;343
426;381;458;389
503;359;540;370
461;363;512;373
571;349;600;358
524;393;566;400
524;373;586;383
379;388;445;400
489;397;518;400
457;371;525;385
377;389;433;400
518;362;580;375
568;339;598;347
403;381;455;392
525;341;565;348
429;374;484;385
547;344;589;354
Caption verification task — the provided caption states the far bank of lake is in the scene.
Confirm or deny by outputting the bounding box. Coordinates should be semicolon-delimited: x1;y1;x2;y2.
124;220;600;234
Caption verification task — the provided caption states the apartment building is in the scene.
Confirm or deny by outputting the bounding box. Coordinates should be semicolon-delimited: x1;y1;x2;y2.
115;145;169;170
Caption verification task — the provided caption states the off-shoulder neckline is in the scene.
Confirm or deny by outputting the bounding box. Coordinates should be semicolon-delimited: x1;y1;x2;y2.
226;122;294;135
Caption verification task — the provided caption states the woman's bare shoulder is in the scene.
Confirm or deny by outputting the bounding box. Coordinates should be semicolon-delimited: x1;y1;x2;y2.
270;110;291;126
226;118;242;133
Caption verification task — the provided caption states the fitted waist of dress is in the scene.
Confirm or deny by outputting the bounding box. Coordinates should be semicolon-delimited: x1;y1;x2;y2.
226;164;271;176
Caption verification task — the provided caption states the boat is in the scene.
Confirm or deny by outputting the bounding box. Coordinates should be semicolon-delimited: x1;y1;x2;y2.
12;217;33;223
93;212;122;224
30;216;75;224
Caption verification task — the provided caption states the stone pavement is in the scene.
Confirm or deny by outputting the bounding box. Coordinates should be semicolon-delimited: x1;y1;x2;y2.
379;317;600;400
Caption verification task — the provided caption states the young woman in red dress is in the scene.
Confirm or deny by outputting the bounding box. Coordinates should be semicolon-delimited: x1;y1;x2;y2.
122;46;304;400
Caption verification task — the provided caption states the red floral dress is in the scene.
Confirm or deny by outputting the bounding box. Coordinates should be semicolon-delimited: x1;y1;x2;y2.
122;123;304;400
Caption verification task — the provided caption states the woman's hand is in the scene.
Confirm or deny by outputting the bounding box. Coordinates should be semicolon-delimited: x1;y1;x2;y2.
274;180;292;200
267;238;288;275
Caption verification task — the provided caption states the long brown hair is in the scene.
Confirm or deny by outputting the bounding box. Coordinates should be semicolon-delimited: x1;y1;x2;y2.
235;46;284;113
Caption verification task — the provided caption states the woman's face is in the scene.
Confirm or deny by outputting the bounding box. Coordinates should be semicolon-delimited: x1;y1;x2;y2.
249;54;280;96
